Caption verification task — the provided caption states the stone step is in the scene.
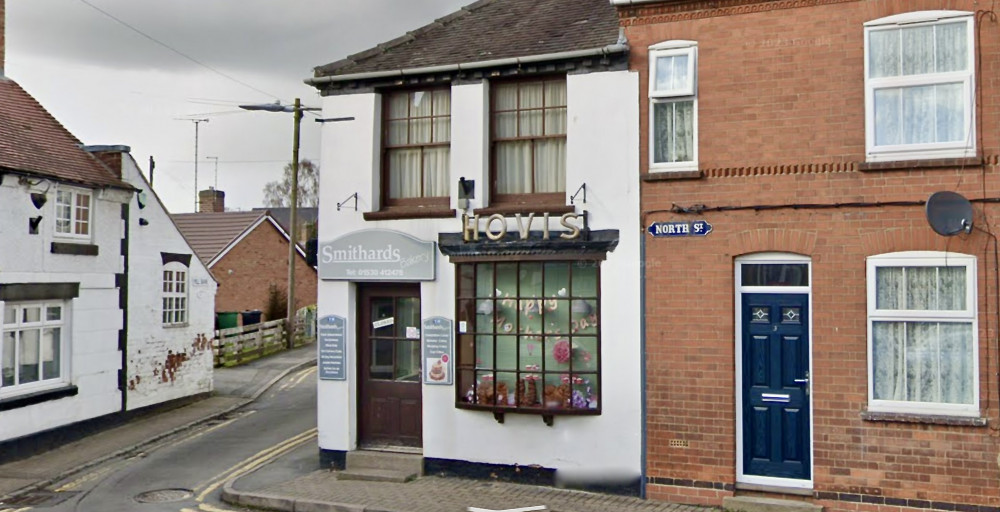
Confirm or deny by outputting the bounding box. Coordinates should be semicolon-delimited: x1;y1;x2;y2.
345;450;423;476
723;497;823;512
336;467;417;483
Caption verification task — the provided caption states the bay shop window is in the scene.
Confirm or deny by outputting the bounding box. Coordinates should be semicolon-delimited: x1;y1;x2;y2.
456;261;601;418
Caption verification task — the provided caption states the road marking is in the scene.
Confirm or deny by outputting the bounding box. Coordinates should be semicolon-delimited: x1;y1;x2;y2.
468;507;548;512
193;428;317;502
55;459;130;491
276;366;316;393
197;503;243;512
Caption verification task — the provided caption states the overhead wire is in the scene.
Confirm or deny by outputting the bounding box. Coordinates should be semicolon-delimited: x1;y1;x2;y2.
73;0;281;101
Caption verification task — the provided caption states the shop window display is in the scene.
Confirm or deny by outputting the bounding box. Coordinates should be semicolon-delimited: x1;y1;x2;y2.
456;261;601;415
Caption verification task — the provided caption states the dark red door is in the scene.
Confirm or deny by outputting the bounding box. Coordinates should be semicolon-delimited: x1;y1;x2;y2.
358;284;422;448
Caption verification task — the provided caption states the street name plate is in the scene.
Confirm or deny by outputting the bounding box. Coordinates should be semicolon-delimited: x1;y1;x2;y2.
318;315;347;380
422;316;453;385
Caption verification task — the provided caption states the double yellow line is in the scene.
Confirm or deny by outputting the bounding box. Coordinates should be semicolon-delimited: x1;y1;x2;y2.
192;427;318;503
274;366;316;394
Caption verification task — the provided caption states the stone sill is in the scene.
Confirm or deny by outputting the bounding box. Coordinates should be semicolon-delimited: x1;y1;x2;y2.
861;410;987;427
362;207;456;221
473;204;576;216
858;156;983;172
641;170;702;181
0;385;79;412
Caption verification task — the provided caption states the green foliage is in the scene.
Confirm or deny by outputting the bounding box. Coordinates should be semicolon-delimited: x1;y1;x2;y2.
262;159;319;208
265;283;287;320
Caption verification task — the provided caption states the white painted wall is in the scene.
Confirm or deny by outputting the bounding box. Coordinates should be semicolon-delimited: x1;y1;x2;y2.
316;70;642;478
120;154;217;410
0;175;127;442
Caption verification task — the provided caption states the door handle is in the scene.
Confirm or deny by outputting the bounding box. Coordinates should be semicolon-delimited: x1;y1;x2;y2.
794;378;809;384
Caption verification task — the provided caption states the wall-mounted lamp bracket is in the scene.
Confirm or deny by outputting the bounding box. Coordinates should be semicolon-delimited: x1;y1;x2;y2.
337;192;359;212
314;116;356;123
29;216;43;235
30;193;48;209
570;183;587;205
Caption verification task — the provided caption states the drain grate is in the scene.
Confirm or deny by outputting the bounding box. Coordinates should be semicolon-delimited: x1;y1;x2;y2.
134;488;194;503
2;490;80;507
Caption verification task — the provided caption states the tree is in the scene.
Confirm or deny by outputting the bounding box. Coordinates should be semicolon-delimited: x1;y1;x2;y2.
262;159;319;208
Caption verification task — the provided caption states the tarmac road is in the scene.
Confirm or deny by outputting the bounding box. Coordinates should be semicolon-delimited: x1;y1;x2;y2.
2;365;319;512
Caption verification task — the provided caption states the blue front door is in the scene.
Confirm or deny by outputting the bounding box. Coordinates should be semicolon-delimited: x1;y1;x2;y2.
742;293;810;480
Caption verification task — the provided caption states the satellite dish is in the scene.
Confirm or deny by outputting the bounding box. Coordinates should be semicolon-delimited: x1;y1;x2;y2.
926;191;973;236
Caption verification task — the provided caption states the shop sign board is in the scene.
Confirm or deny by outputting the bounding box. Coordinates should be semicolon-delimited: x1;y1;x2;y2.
318;229;436;281
318;315;347;380
647;220;713;238
421;316;453;385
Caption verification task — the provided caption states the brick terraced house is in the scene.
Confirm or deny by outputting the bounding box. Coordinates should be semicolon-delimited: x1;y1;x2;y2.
614;0;1000;510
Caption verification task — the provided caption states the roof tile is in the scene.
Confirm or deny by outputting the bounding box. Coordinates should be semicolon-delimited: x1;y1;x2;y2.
171;211;267;265
0;78;131;189
313;0;622;77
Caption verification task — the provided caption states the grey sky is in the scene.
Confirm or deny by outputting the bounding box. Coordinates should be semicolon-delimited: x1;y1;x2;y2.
5;0;471;212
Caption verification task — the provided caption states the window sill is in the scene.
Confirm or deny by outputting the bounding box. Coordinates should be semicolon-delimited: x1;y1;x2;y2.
641;170;702;182
0;385;78;412
473;204;576;216
858;156;983;172
363;207;456;221
861;410;986;427
163;322;190;329
51;242;99;256
457;403;600;426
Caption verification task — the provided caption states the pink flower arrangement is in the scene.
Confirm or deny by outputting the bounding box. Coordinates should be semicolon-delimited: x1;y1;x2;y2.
552;339;571;364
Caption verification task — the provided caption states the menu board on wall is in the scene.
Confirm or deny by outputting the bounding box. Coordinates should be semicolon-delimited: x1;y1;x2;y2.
318;315;347;381
422;316;453;385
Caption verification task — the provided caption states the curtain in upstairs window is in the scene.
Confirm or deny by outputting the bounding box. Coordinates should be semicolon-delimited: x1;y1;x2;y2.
494;80;566;196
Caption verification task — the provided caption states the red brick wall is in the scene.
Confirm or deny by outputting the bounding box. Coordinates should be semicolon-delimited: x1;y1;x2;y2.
212;220;317;318
1;0;6;73
624;0;1000;510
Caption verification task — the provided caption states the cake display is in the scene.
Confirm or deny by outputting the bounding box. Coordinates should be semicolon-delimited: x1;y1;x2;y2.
428;360;446;381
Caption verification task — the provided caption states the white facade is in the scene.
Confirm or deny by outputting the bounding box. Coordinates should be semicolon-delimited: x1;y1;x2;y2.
119;153;216;410
0;174;129;443
315;70;641;480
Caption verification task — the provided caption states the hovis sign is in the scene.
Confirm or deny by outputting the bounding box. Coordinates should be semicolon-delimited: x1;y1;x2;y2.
318;229;436;281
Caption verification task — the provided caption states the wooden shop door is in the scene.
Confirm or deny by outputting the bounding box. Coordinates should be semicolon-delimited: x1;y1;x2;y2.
358;284;423;448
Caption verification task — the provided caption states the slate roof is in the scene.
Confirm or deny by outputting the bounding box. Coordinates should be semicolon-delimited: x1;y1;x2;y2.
313;0;623;78
0;78;131;189
252;207;318;235
171;211;269;265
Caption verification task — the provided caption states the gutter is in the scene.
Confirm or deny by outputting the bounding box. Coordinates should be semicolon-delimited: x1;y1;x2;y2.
305;43;629;86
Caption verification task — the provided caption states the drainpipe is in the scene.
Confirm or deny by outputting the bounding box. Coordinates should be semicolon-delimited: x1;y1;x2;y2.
640;230;648;499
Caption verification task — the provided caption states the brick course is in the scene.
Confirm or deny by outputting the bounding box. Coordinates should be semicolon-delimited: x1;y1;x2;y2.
625;0;1000;510
213;219;317;318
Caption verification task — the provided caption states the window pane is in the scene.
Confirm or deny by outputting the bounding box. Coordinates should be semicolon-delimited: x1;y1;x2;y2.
653;100;694;164
410;117;432;145
4;306;16;325
19;329;40;383
496;264;518;298
533;139;565;193
422;147;449;197
544;263;569;298
433;90;451;116
371;339;394;380
397;297;420;334
873;321;974;405
869;29;900;78
936;22;967;72
496;335;517;370
874;88;901;146
935;83;965;143
433;115;451;143
741;263;809;287
655;54;689;91
901;25;934;76
475;263;495;298
387;92;409;119
177;272;187;293
519;82;544;110
875;266;903;309
42;327;60;380
872;321;905;400
47;306;62;321
387;120;408;145
23;306;41;324
902;84;935;144
494;83;518;111
75;194;90;236
938;322;974;403
495;141;532;195
411;91;432;117
394;340;420;381
937;266;966;310
573;262;599;297
388;148;422;199
2;333;15;386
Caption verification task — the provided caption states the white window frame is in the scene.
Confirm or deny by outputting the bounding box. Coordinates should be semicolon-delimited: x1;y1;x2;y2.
866;251;979;416
54;187;93;239
1;301;69;398
649;40;698;172
864;11;976;162
162;263;188;326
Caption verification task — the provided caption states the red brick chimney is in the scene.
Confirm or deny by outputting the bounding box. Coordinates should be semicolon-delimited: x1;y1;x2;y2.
199;188;225;213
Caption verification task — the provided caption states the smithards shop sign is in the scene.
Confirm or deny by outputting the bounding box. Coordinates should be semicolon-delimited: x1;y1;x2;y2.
318;229;437;281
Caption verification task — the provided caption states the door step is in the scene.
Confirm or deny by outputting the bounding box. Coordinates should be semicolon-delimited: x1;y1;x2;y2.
723;497;823;512
337;467;418;483
340;450;423;482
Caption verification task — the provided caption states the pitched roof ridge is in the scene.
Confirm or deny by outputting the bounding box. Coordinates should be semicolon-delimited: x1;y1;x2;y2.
317;0;497;75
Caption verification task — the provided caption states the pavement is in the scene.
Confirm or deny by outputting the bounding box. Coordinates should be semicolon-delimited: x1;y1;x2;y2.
0;340;715;512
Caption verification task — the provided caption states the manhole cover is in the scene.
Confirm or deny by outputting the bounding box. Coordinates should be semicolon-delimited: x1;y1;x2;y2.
134;488;194;503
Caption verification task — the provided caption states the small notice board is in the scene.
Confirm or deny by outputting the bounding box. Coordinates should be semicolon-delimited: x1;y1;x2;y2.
318;315;347;381
422;317;453;385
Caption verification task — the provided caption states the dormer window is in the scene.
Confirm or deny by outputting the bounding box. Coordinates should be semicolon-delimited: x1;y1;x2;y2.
54;188;91;239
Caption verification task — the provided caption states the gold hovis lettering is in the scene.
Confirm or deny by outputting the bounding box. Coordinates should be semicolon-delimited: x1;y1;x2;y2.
462;213;582;242
320;244;402;264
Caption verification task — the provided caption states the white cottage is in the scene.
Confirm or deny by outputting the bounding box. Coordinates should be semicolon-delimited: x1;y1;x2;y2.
308;0;642;493
0;79;133;446
85;146;217;411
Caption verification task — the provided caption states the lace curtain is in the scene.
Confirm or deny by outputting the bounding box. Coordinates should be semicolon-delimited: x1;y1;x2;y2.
494;81;566;195
872;266;974;404
386;90;450;199
869;21;968;146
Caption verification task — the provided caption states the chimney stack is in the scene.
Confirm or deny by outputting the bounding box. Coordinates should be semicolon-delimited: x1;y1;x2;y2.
199;188;225;213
